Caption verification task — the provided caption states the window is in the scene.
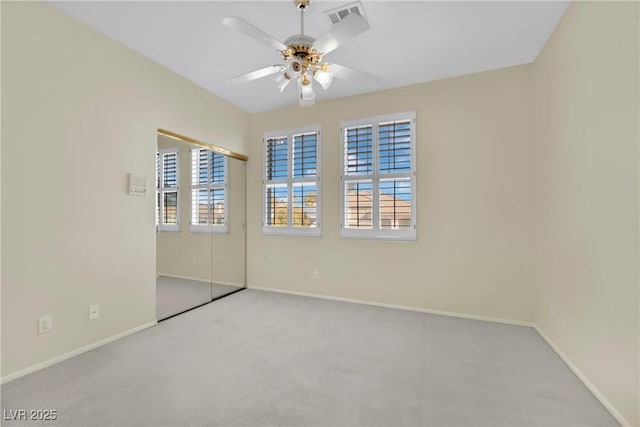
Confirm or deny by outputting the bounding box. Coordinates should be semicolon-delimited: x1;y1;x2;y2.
341;111;416;240
156;149;180;231
190;148;228;233
263;126;320;236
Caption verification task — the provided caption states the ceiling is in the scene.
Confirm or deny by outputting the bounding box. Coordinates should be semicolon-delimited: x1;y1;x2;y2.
49;1;570;113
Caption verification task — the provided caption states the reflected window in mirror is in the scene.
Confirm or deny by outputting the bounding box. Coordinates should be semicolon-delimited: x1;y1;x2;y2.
156;149;180;231
190;148;229;233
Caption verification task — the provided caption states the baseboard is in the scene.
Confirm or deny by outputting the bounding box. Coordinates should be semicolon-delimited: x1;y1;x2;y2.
246;285;534;328
533;326;631;427
157;273;209;284
1;321;157;385
158;273;243;288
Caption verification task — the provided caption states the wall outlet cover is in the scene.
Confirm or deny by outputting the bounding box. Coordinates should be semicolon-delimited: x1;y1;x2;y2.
38;316;52;334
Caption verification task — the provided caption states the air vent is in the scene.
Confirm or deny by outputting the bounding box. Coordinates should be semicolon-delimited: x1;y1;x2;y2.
324;1;366;25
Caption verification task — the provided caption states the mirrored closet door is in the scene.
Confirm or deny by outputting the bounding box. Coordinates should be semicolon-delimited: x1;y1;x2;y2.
211;155;246;299
155;130;247;320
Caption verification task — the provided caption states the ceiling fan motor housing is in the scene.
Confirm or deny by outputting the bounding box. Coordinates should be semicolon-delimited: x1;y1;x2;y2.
282;34;321;68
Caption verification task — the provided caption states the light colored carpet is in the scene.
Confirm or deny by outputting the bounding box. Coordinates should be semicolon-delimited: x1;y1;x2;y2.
156;275;241;320
1;290;617;426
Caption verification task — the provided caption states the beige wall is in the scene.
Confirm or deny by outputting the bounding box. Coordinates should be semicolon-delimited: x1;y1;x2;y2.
1;2;248;376
247;64;537;324
156;135;246;286
532;2;639;425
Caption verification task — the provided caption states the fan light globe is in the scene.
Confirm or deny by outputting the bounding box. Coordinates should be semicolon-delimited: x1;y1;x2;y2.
300;96;315;107
300;79;315;100
285;58;303;79
313;69;334;90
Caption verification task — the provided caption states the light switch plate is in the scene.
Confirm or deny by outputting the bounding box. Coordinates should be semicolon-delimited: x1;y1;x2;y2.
89;304;99;320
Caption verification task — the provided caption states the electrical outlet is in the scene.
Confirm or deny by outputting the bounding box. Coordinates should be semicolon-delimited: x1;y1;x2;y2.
89;304;99;320
38;316;52;334
313;270;320;280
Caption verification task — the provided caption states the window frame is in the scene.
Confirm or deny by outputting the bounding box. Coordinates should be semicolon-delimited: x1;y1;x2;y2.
156;148;180;232
263;125;321;237
340;111;417;241
189;148;229;234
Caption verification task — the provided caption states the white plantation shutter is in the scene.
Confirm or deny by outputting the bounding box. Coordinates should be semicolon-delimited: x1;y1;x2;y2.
156;149;180;231
264;126;321;235
344;125;374;230
379;120;412;172
190;148;228;232
378;119;413;230
341;112;416;240
265;136;288;227
265;183;288;227
292;132;318;228
345;125;373;175
293;132;318;178
345;181;373;229
266;136;288;181
379;179;412;229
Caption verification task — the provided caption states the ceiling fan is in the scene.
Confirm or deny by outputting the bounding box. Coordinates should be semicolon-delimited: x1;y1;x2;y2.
222;0;377;107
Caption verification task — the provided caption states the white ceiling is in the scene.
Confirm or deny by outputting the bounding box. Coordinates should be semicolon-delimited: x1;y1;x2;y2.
49;1;570;113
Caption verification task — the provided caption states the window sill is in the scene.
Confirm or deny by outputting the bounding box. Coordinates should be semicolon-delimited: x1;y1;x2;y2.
262;227;322;238
340;229;416;241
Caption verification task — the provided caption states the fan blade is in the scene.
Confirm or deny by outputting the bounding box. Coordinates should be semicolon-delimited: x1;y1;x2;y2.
227;65;284;85
222;17;288;52
313;14;369;55
329;63;380;84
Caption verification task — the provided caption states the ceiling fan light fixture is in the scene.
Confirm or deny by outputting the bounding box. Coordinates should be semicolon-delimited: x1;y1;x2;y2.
224;0;374;108
313;68;334;90
285;58;303;79
298;77;315;101
300;96;315;107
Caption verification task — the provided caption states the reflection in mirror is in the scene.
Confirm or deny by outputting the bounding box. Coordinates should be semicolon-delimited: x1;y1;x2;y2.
211;156;245;298
155;131;246;320
156;136;212;319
